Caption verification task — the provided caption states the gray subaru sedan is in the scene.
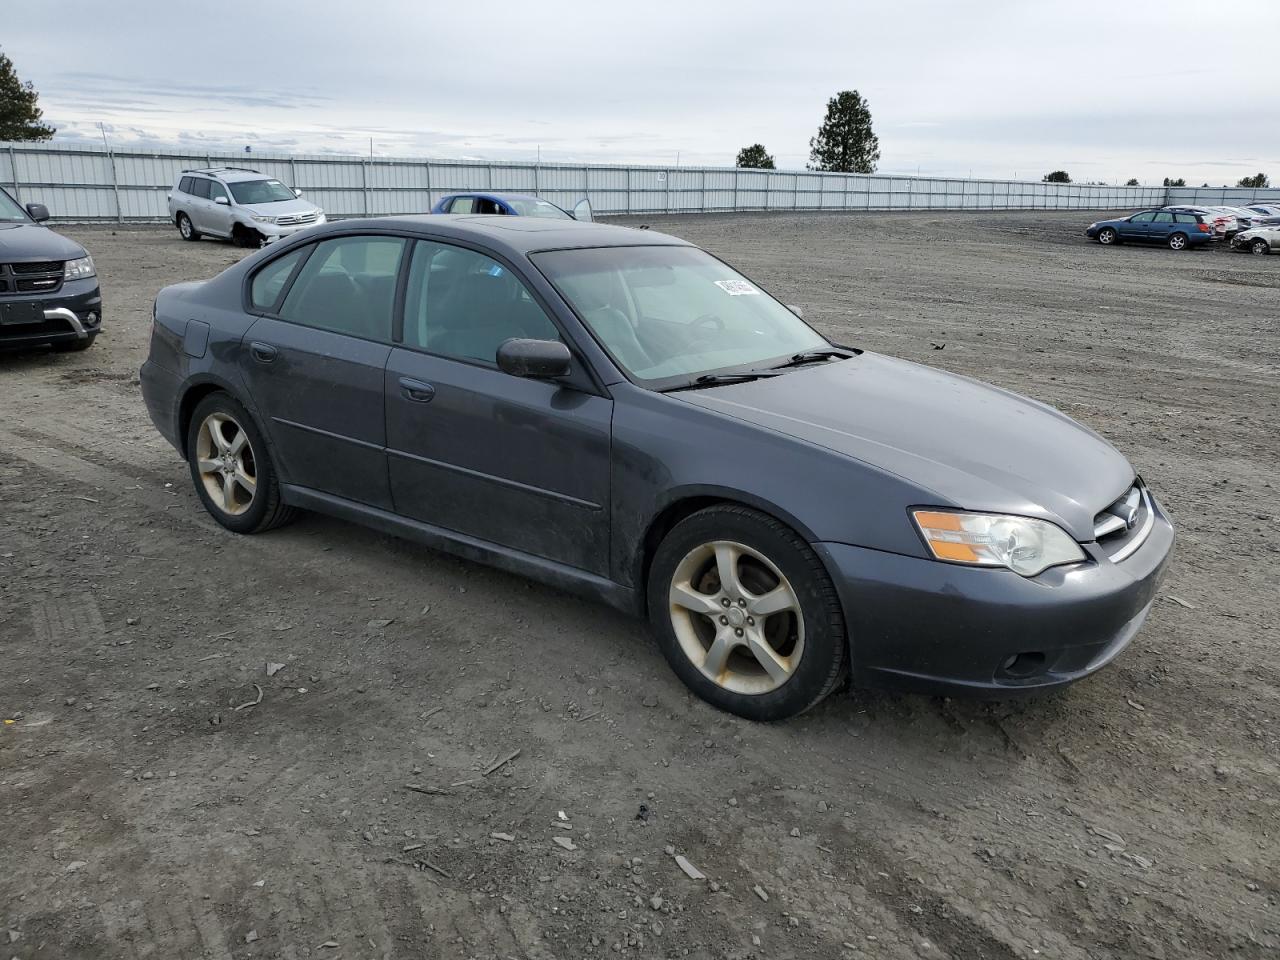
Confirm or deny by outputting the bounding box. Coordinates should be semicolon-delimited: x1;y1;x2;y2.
140;216;1173;720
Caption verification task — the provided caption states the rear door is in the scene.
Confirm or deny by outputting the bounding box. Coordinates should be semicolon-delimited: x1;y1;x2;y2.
188;177;215;232
206;180;233;237
1149;210;1176;240
239;233;409;510
1120;211;1156;240
384;238;612;573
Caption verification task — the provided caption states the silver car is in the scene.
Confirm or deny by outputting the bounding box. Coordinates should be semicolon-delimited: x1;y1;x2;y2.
1230;225;1280;255
167;167;326;246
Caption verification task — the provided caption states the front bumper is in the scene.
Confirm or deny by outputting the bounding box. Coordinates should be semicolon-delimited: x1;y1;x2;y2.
250;214;327;239
816;495;1174;697
0;279;103;349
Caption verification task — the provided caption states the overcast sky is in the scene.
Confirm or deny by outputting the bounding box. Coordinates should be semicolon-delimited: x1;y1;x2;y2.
5;0;1277;185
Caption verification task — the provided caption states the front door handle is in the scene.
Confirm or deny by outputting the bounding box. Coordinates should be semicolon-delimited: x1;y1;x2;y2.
249;341;278;364
399;377;436;403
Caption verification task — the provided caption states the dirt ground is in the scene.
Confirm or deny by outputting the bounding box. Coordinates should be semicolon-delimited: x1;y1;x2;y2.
1;211;1277;960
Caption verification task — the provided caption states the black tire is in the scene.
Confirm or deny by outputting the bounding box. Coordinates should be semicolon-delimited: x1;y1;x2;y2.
1168;232;1189;251
177;213;201;241
1097;227;1117;246
232;224;265;248
646;504;847;721
1251;238;1270;256
185;392;296;534
53;334;95;353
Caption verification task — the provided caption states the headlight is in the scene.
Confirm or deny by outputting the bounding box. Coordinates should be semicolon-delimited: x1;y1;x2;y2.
911;509;1086;577
251;214;278;224
64;255;96;280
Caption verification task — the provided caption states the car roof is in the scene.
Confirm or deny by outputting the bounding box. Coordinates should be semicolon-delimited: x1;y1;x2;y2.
183;167;272;183
311;214;690;256
445;192;547;203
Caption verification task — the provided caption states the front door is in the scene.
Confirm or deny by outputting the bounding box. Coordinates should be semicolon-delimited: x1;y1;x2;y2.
239;233;408;510
384;239;612;574
1119;211;1156;240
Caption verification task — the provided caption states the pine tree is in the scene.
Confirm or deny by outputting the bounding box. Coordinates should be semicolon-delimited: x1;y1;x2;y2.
0;49;55;141
735;144;775;169
808;91;879;173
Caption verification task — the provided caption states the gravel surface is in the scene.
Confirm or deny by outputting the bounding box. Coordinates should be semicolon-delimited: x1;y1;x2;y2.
1;212;1277;959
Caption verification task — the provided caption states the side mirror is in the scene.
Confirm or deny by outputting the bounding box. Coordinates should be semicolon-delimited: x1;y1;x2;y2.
497;338;572;379
786;304;804;318
26;203;50;222
572;198;593;222
294;188;303;198
214;195;230;206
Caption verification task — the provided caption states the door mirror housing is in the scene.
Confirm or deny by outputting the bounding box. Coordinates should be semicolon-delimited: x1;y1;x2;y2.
497;338;572;380
572;198;593;222
25;203;50;222
294;188;303;198
214;195;230;206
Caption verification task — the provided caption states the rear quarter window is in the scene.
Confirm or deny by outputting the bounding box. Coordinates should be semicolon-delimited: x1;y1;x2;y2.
1175;213;1198;224
178;176;194;194
250;245;309;311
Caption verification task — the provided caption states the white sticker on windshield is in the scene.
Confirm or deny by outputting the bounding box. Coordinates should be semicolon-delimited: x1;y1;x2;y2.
714;279;761;296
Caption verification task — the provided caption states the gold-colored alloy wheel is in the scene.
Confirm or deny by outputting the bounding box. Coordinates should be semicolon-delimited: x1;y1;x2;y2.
668;540;804;695
195;412;257;516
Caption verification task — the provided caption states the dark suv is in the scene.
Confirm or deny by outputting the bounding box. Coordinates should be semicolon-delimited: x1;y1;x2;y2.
0;188;102;352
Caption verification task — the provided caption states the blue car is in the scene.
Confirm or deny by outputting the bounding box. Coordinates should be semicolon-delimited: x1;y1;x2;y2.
431;192;592;222
1085;209;1214;250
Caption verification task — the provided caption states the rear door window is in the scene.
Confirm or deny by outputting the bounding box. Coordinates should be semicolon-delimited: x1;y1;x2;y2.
449;196;475;214
278;235;407;341
190;178;212;199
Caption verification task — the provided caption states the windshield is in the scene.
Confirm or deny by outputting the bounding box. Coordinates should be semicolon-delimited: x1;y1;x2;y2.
0;188;28;222
506;198;571;219
532;245;829;387
228;179;296;205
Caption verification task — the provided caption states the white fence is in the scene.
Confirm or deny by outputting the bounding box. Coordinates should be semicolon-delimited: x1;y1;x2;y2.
4;141;1275;222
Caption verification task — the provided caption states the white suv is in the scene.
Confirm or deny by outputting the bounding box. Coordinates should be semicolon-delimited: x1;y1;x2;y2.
167;167;325;246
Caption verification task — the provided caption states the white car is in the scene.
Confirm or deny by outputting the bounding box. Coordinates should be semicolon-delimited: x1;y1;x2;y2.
167;167;326;246
1230;225;1280;255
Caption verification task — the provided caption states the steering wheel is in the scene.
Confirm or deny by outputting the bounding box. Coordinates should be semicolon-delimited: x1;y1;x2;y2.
692;314;724;332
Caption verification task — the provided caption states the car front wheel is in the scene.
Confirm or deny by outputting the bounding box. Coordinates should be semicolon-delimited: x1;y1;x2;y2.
1252;238;1270;255
1168;232;1189;251
186;392;295;534
647;505;847;720
1097;227;1117;245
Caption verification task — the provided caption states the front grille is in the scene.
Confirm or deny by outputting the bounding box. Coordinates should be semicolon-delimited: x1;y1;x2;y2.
276;212;318;226
1093;482;1153;562
0;261;64;297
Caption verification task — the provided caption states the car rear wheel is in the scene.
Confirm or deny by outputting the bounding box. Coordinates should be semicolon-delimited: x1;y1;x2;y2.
177;213;200;241
1168;232;1189;251
1097;227;1117;245
1251;238;1270;255
647;505;847;721
186;392;295;534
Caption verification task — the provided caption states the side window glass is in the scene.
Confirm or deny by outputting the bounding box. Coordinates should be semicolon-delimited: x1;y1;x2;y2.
250;246;309;311
403;240;559;362
1130;212;1154;223
450;196;475;214
1174;213;1194;224
179;176;193;194
474;198;501;215
1152;211;1174;223
208;181;229;204
279;235;406;340
191;178;212;199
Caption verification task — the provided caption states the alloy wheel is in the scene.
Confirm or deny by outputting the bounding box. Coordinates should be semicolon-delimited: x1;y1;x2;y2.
1170;234;1187;250
1099;229;1115;245
1252;239;1269;255
195;412;257;516
179;216;192;239
667;540;804;695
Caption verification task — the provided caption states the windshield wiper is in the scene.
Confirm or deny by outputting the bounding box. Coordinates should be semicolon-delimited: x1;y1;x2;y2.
767;348;854;370
661;371;783;393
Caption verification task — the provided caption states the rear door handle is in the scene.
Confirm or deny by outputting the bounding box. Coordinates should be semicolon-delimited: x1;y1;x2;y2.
250;342;278;363
399;377;435;403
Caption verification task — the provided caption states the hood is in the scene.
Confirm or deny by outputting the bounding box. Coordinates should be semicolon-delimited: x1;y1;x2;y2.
238;197;320;217
674;352;1134;540
1238;226;1280;239
0;222;86;261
